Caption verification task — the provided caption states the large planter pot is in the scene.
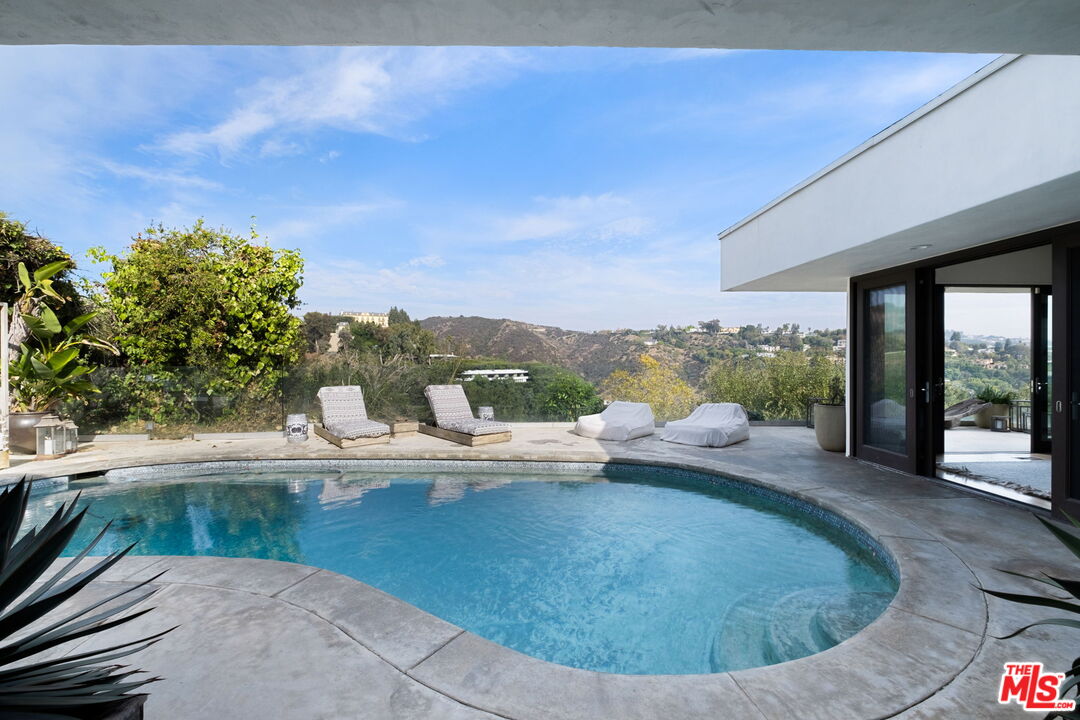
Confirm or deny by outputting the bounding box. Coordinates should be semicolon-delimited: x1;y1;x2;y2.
10;411;48;454
975;403;1010;429
814;403;846;452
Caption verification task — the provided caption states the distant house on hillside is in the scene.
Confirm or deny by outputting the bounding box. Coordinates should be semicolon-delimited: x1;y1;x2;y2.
341;311;389;327
458;369;529;383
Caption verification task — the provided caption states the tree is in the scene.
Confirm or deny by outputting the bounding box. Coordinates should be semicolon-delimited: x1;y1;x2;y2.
699;319;722;334
388;306;412;325
0;213;74;307
539;372;603;420
90;220;303;396
738;324;764;344
600;354;697;421
301;312;347;353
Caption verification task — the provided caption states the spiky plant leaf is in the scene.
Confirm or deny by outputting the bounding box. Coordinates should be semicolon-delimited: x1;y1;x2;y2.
0;478;172;716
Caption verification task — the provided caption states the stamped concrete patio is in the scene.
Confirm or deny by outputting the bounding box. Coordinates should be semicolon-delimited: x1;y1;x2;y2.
7;425;1075;719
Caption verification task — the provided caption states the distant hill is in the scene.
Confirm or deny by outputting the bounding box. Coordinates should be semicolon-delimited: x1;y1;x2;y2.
420;316;705;384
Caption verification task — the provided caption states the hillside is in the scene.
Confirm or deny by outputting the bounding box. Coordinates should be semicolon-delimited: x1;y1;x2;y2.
420;316;719;384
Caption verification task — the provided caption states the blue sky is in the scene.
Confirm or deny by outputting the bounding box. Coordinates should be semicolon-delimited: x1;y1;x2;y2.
0;46;995;331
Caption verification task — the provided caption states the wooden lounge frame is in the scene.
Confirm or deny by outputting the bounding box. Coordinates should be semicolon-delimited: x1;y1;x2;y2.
313;423;391;448
418;423;512;447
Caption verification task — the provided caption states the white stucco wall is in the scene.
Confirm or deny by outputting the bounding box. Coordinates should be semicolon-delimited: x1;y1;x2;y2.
719;55;1080;291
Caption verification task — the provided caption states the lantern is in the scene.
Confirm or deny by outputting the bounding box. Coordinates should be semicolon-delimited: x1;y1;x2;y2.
285;413;308;444
478;406;495;421
62;420;79;454
34;415;63;458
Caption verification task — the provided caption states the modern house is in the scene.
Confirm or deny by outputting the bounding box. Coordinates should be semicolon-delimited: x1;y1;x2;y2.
720;54;1080;515
458;369;530;383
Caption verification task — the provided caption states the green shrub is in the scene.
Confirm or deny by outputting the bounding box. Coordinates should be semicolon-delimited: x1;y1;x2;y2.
704;351;844;421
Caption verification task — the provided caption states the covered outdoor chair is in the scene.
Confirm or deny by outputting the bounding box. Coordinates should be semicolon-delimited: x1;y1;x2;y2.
944;398;991;429
573;401;655;441
420;384;512;446
661;403;750;448
314;386;391;448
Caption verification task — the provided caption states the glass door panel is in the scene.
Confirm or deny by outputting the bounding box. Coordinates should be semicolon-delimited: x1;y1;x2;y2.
864;285;908;454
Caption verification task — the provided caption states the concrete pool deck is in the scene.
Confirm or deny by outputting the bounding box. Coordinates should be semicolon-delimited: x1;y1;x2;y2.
8;425;1076;719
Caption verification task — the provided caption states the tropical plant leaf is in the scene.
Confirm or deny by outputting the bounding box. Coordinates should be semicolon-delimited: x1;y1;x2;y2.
37;306;62;336
996;617;1080;640
1036;514;1080;563
32;261;70;283
60;313;95;337
45;348;79;374
17;263;31;293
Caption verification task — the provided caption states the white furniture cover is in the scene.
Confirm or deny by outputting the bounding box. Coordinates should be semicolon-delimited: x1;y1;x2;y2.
661;403;750;448
574;401;655;441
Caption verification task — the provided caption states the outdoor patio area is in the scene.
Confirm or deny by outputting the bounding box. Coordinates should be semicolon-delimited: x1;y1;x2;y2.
5;425;1073;719
939;426;1051;504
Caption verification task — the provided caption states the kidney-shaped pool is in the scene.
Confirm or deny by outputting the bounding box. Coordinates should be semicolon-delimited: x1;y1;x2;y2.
26;461;897;675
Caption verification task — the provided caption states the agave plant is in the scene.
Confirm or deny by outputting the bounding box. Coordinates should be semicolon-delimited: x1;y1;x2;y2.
0;478;172;718
981;513;1080;719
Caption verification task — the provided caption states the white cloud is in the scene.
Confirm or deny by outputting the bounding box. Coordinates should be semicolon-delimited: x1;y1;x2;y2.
158;47;523;158
259;138;304;158
100;161;223;191
406;255;445;268
497;193;652;244
262;200;400;244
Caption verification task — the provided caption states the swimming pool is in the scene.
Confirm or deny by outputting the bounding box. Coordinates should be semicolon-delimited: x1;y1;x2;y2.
26;461;897;675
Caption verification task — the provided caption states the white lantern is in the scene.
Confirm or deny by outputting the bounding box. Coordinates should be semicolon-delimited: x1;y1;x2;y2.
34;415;63;458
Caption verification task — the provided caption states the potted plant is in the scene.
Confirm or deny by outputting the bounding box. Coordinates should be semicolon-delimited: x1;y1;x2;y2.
814;375;846;452
0;478;172;718
7;262;117;452
975;385;1016;429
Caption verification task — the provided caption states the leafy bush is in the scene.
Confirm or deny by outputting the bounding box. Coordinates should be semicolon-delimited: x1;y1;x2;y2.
600;355;697;421
89;220;303;398
704;351;844;420
976;384;1017;406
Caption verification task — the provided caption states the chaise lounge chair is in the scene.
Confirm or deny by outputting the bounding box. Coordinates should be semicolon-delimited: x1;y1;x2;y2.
573;401;655;441
313;386;391;448
420;384;512;446
661;403;750;448
944;398;991;429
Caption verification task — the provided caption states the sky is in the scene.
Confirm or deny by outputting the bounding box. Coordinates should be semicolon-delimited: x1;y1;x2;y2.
0;46;997;332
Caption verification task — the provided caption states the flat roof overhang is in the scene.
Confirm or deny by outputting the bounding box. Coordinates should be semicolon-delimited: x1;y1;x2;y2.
2;0;1080;53
719;54;1080;292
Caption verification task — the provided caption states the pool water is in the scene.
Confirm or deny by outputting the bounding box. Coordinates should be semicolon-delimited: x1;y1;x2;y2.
26;466;897;675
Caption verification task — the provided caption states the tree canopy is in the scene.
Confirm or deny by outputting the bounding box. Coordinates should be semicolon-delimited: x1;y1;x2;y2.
89;220;303;394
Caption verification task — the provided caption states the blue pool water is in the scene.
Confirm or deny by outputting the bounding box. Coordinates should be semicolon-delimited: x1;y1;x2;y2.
26;465;897;675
